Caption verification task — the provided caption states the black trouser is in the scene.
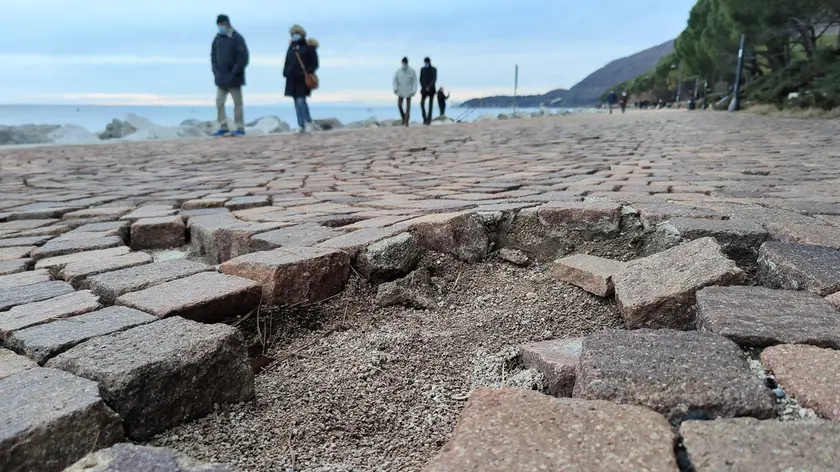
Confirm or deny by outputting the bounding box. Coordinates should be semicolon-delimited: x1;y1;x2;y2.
438;97;446;117
421;89;436;124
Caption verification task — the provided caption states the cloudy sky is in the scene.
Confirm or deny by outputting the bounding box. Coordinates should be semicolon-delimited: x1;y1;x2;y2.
2;0;694;106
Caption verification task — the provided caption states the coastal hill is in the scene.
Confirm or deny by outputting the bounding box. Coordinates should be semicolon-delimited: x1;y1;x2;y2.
460;40;675;108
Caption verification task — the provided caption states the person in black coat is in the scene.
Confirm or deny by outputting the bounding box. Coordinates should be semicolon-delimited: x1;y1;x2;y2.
283;24;319;133
419;57;437;125
211;14;249;136
437;87;450;118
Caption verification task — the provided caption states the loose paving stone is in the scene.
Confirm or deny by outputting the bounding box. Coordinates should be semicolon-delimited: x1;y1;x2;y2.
316;226;406;255
520;337;583;397
130;215;186;250
47;317;254;440
497;247;529;266
354;232;422;282
397;212;491;262
536;200;622;238
761;344;840;419
58;251;154;288
0;258;29;275
424;387;676;472
62;206;134;221
0;280;75;312
552;253;626;297
0;245;35;260
221;246;350;306
119;205;178;222
634;202;725;229
649;217;768;265
225;195;270;211
826;291;840;310
0;290;101;341
0;269;51;289
573;329;775;421
86;259;213;304
0;367;123;472
0;348;36;379
757;241;840;296
375;267;437;309
35;246;131;273
6;306;156;364
697;285;840;348
189;213;282;264
115;271;261;322
0;235;52;247
249;223;343;251
29;235;123;261
64;443;236;472
70;220;131;240
613;237;745;329
681;418;840;471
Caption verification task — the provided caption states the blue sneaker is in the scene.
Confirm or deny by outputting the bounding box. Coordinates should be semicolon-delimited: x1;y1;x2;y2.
212;129;229;136
231;129;246;137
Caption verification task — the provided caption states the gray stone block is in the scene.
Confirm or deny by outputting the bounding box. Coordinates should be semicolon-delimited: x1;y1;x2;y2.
86;259;212;304
0;280;75;312
64;443;236;472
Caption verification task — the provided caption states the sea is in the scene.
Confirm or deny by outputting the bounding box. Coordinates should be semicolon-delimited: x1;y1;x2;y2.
0;104;589;132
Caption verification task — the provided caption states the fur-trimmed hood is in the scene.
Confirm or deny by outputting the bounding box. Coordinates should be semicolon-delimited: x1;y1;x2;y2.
289;24;306;36
307;38;319;48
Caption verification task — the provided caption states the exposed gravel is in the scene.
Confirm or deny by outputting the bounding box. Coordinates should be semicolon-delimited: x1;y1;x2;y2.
150;253;622;471
747;351;819;422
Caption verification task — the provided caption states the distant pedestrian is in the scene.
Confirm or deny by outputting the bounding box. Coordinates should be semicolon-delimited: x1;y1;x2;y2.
437;87;450;118
393;57;418;127
283;24;319;133
419;57;437;125
620;92;628;113
211;14;250;136
607;91;617;115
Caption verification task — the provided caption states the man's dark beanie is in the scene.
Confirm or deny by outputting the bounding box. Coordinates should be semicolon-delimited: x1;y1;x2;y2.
217;14;230;24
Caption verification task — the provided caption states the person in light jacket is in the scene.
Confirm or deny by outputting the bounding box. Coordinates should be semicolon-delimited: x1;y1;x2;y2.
393;57;418;127
283;24;319;133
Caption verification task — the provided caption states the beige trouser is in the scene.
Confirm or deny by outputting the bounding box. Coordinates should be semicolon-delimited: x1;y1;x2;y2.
216;87;244;131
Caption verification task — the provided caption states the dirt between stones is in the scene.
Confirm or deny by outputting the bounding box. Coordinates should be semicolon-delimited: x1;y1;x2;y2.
150;253;622;471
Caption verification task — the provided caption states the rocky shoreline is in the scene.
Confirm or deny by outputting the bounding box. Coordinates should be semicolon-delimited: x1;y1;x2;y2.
0;108;582;147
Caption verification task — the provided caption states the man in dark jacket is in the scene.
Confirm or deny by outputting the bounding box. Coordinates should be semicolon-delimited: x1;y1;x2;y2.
419;57;437;125
211;14;249;136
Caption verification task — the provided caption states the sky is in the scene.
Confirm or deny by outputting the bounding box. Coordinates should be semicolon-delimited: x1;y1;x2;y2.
1;0;696;106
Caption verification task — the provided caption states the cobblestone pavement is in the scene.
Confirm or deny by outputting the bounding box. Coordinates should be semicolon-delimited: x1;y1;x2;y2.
4;110;840;471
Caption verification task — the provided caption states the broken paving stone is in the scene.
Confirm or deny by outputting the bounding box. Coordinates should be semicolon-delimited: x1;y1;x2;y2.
761;344;840;420
221;246;349;306
613;237;745;330
0;269;51;289
354;233;422;283
250;223;343;251
649;217;767;265
696;285;840;349
0;367;123;472
826;291;840;310
0;280;75;312
0;290;101;341
520;337;583;397
86;259;212;304
375;268;437;309
58;251;153;289
225;195;270;211
634;202;724;229
757;241;840;296
573;329;775;421
29;236;123;261
398;212;491;262
46;317;254;440
681;417;840;471
0;235;52;248
498;248;529;266
64;443;236;472
6;306;156;365
0;259;29;276
552;254;625;297
130;216;186;250
424;388;675;472
536;200;622;238
316;226;405;255
0;245;35;261
0;348;36;379
115;271;261;322
35;246;131;273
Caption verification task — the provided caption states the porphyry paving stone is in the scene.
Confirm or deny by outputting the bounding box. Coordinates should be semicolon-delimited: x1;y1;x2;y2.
120;206;178;222
65;443;236;472
650;217;768;265
189;213;282;264
87;259;213;304
613;237;745;330
0;348;36;379
424;388;676;472
0;367;123;472
34;246;131;273
354;232;423;282
58;251;154;288
536;200;622;238
0;245;35;261
47;317;254;440
0;269;51;289
249;223;344;251
520;337;583;397
130;215;186;250
29;235;123;261
681;418;840;471
115;271;261;322
552;254;626;297
697;285;840;348
0;235;52;247
6;306;156;365
573;329;775;421
71;220;131;240
0;290;101;341
761;344;840;420
757;241;840;296
0;259;29;275
220;246;349;306
0;280;75;311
